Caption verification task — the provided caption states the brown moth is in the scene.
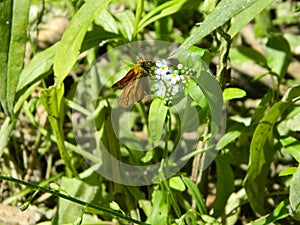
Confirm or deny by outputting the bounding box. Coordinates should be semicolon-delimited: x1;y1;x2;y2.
112;60;155;107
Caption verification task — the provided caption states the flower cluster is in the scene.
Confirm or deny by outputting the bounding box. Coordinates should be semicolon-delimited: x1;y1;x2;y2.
151;59;186;100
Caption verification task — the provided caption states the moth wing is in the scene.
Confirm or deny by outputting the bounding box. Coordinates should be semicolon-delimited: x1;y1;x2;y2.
117;80;136;107
118;77;150;107
135;77;151;102
112;68;136;89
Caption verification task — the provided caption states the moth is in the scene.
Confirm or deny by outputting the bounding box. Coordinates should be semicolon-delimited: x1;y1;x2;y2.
112;60;155;107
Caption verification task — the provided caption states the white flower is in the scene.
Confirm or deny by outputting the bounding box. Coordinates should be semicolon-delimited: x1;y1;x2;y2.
154;81;166;97
171;85;180;95
177;63;183;69
167;70;184;84
155;59;169;78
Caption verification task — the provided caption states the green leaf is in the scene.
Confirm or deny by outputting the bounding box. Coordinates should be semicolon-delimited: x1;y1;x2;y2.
41;85;78;177
54;0;111;84
266;35;292;80
223;88;246;101
186;78;208;111
213;156;234;217
146;189;169;225
250;91;272;129
229;46;267;66
169;176;186;191
95;8;119;33
243;86;299;214
282;85;300;103
279;167;297;177
17;43;58;93
181;176;207;215
228;0;275;38
191;71;224;138
251;199;290;225
81;29;122;51
280;137;300;163
0;0;30;116
289;166;300;221
57;177;100;224
136;0;187;35
148;98;168;148
284;33;300;53
115;10;135;40
216;122;246;150
174;0;267;55
0;118;17;157
140;149;155;163
100;108;122;191
178;47;225;169
254;9;273;37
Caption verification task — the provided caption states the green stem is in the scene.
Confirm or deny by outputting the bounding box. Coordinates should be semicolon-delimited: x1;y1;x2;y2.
0;175;150;225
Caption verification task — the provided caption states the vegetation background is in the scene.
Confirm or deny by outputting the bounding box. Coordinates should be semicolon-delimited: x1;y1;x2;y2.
0;0;300;224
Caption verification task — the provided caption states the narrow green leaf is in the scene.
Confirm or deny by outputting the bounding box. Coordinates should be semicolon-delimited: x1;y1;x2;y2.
228;0;275;38
0;0;12;113
54;0;111;84
148;98;168;148
250;91;272;129
41;85;78;177
243;86;299;215
266;35;292;80
115;10;135;40
181;176;207;215
81;29;122;51
173;0;262;55
95;8;119;33
213;156;234;217
0;0;30;116
136;0;186;35
251;199;290;225
17;43;58;93
133;0;144;37
100;108;122;192
223;88;246;101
